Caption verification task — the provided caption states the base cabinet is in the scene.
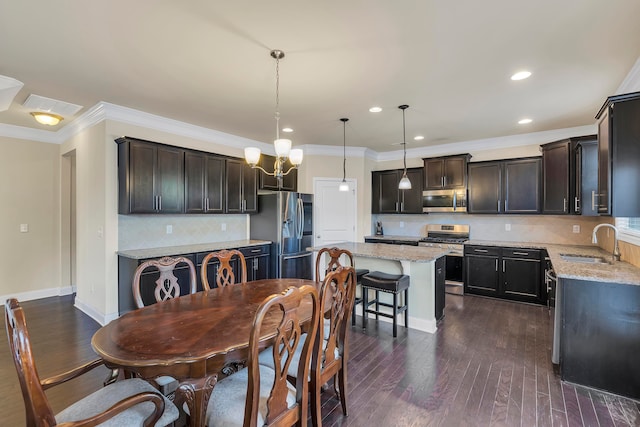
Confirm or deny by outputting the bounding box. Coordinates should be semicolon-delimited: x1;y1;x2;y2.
464;245;544;304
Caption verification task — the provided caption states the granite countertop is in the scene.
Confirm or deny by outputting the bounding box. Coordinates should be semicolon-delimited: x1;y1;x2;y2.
364;235;422;242
310;242;448;263
467;239;640;286
117;239;272;260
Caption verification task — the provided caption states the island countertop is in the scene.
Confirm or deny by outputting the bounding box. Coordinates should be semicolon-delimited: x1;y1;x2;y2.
118;239;272;260
309;242;449;262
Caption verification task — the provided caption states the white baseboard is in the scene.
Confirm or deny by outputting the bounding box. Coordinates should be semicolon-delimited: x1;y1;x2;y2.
1;286;74;305
353;303;438;334
74;298;119;326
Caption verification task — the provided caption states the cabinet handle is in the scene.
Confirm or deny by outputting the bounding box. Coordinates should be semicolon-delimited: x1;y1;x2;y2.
574;197;579;212
502;260;506;272
591;191;597;210
395;202;399;211
158;196;162;211
400;202;404;212
512;251;529;256
251;249;261;253
474;249;488;253
563;198;567;213
495;259;498;271
497;200;501;212
442;176;445;187
253;258;258;270
443;176;447;187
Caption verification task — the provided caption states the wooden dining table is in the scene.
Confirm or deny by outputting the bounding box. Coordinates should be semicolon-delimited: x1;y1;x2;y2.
91;278;320;427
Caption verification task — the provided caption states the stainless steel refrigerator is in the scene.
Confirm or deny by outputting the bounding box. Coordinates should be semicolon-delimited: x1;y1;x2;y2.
250;192;314;279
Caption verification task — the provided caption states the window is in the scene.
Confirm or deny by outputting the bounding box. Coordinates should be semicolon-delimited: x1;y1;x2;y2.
615;218;640;246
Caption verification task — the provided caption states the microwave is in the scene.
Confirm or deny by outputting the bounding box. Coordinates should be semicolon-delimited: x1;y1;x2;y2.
422;189;467;213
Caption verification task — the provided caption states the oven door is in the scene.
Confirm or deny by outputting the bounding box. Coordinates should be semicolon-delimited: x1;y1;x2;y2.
422;190;467;213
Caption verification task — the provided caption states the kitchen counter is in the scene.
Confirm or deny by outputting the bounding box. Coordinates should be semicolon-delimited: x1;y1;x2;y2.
467;239;640;286
363;235;422;243
311;241;448;263
117;239;271;260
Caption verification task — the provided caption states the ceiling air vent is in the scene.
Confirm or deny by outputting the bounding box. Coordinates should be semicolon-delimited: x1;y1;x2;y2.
22;94;83;117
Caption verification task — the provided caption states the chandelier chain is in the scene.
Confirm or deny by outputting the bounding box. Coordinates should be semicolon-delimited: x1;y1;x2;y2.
275;55;280;140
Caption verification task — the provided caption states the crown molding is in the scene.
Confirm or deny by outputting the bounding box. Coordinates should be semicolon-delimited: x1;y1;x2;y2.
616;56;640;94
0;123;60;143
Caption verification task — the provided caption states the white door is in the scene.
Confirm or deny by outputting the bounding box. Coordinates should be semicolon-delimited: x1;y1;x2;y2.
313;178;357;246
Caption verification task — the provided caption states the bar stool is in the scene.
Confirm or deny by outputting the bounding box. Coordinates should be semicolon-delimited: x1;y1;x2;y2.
353;268;370;326
361;271;410;337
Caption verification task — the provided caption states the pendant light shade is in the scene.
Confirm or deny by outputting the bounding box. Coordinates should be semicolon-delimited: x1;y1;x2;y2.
398;105;412;190
339;118;349;191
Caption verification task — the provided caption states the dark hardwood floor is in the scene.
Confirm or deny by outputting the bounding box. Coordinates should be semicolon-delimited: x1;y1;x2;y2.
2;294;639;426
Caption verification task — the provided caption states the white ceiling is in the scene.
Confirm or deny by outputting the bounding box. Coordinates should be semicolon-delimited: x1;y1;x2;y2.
1;0;640;153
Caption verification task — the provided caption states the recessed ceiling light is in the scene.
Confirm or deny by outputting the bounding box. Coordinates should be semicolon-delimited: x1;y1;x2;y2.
369;106;382;113
30;112;63;126
414;135;424;141
518;118;532;124
282;127;293;133
511;71;532;81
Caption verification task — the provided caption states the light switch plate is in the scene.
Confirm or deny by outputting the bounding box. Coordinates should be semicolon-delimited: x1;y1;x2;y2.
572;225;581;233
166;225;173;234
400;221;405;228
20;223;28;233
221;223;227;231
505;223;511;231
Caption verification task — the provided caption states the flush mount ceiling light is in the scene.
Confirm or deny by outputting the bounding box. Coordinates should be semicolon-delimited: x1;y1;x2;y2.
369;106;382;113
414;135;425;141
511;71;532;81
282;127;293;133
244;50;303;179
30;112;63;126
0;75;24;111
518;118;533;124
339;118;350;192
398;105;412;190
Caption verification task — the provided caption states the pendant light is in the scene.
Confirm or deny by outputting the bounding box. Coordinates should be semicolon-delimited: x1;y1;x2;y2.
398;104;412;189
244;50;303;179
339;118;350;191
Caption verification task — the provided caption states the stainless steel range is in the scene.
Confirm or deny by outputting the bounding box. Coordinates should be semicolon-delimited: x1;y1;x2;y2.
419;224;469;295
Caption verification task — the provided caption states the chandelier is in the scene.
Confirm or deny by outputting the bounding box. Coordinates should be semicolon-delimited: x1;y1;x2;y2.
244;50;303;180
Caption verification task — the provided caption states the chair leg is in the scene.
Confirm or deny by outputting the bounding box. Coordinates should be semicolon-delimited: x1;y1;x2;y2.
404;289;409;330
352;285;358;327
362;287;368;330
393;292;398;337
337;366;349;416
310;377;322;427
375;290;379;320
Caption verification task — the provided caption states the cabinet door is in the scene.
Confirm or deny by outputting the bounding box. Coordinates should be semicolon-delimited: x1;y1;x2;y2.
128;141;157;213
155;145;185;213
503;158;541;214
184;152;206;213
467;162;501;213
243;165;258;213
597;107;611;215
502;257;541;302
247;255;270;281
444;157;467;188
435;256;445;321
424;159;444;189
225;159;244;213
378;170;400;213
464;254;500;296
399;168;424;213
205;155;225;213
542;142;570;214
577;141;598;216
258;155;298;191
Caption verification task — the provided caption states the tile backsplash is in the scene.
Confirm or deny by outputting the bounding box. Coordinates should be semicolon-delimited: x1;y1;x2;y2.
118;214;248;250
372;213;605;246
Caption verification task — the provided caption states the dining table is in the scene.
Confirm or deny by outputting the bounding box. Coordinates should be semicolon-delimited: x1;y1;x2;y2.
91;278;320;427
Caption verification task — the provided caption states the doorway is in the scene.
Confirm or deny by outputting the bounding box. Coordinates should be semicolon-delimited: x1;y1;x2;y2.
313;178;357;246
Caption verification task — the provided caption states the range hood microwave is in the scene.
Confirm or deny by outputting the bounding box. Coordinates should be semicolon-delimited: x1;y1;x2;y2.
422;189;467;213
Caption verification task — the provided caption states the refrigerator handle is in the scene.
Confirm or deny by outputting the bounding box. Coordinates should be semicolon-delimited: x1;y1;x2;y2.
297;198;304;239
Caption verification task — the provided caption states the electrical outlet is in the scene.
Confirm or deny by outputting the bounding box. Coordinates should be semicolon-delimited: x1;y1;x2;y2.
166;225;173;234
221;223;227;231
400;221;405;228
97;226;103;238
505;223;511;231
19;223;28;233
572;225;581;233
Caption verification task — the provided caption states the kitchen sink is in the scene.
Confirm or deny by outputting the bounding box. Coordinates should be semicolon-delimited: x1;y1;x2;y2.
559;253;611;264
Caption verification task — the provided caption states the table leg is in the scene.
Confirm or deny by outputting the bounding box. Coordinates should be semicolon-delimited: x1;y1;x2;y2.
175;374;218;427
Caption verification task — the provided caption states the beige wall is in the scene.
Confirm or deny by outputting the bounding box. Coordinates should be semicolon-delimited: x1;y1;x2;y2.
0;137;62;300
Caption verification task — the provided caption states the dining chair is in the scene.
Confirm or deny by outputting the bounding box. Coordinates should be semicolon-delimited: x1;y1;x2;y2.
4;298;179;427
260;266;357;427
191;285;319;426
132;255;197;398
201;249;247;290
315;247;368;326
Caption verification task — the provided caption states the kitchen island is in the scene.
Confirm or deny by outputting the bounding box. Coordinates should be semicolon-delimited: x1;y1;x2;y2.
311;242;450;333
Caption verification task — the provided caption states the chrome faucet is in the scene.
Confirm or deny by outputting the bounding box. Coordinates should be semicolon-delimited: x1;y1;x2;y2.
592;223;621;262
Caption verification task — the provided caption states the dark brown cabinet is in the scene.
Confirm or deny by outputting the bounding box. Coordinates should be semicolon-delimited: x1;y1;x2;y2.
467;157;541;214
225;159;258;214
595;91;640;216
117;137;185;214
257;154;298;191
423;154;470;190
464;245;543;305
184;152;225;213
541;135;597;215
371;168;423;214
240;245;271;281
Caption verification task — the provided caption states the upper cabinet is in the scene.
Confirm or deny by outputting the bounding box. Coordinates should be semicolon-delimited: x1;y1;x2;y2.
540;135;597;215
225;159;258;214
117;137;185;214
257;154;298;192
468;157;541;214
595;92;640;216
184;151;225;214
371;168;423;214
423;154;471;190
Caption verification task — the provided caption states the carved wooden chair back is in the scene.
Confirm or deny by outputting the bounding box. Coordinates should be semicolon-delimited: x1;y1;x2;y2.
314;247;354;281
200;249;247;290
310;266;356;427
132;256;197;308
247;285;319;427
